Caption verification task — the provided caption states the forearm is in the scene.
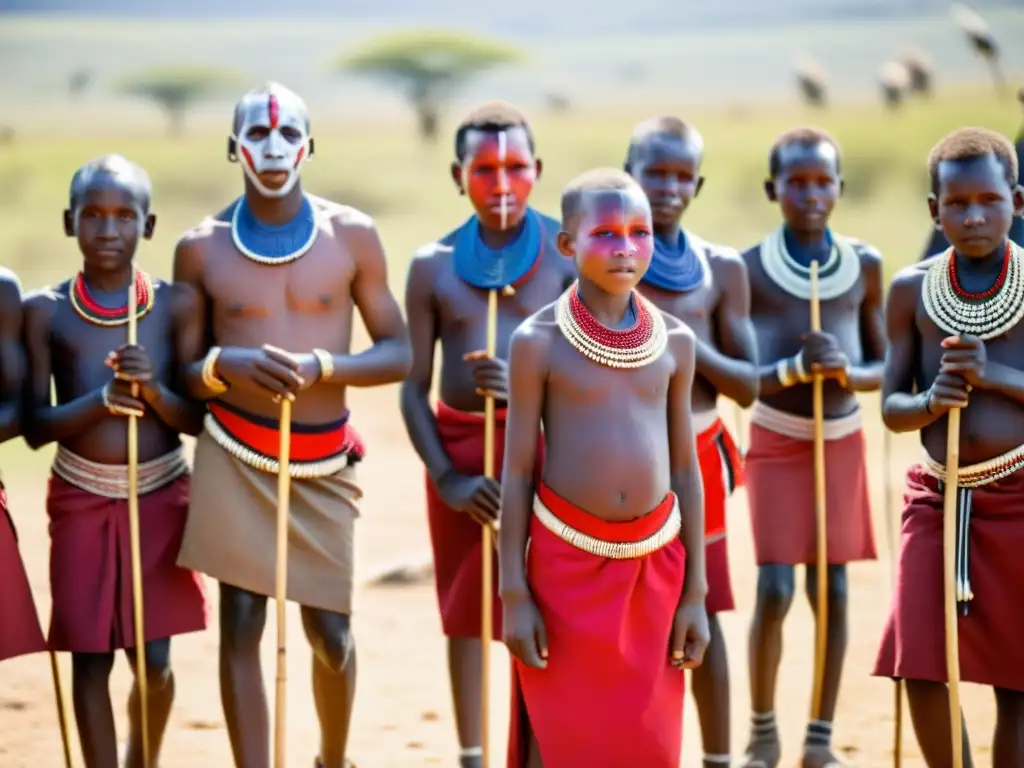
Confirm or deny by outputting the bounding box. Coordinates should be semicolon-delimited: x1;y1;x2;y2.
144;384;205;437
0;400;18;444
846;360;884;392
184;358;226;401
985;361;1024;404
696;340;758;407
498;472;534;599
320;337;412;388
673;465;707;604
25;389;107;449
399;382;455;482
756;354;803;399
882;390;938;433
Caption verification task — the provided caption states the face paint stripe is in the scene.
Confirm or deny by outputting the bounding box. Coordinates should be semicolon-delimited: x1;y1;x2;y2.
498;130;508;231
240;146;258;173
268;94;279;130
293;146;306;169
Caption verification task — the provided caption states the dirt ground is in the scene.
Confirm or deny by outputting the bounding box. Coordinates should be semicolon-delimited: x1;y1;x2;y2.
0;379;1000;767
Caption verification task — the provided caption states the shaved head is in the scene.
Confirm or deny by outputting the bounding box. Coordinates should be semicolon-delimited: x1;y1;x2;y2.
69;154;152;213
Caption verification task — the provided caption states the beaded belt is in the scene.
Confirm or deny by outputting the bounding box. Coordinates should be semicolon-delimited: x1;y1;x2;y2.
532;495;681;560
52;445;188;500
922;443;1024;614
751;400;862;442
205;401;357;480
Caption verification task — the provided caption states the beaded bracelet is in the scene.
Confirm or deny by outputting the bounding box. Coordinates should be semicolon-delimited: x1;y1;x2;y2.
312;348;334;382
201;347;229;394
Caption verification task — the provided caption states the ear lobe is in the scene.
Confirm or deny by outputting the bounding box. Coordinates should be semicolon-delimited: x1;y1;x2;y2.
695;177;706;197
227;137;238;163
763;179;777;202
556;231;575;258
450;162;465;194
838;178;846;197
1013;184;1024;218
144;214;157;240
927;194;941;226
535;158;544;181
63;210;75;238
308;137;315;159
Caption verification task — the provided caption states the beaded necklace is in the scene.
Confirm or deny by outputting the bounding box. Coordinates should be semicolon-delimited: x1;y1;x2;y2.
922;241;1024;339
70;270;154;327
556;281;668;368
230;194;319;266
759;226;861;301
453;208;543;292
641;229;706;293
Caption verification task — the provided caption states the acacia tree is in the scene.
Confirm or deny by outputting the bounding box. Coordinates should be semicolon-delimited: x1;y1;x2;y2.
337;30;525;143
118;66;242;137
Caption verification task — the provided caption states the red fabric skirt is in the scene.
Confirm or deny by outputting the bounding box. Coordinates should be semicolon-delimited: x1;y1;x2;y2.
745;423;876;565
47;473;209;653
507;482;687;768
873;466;1024;692
698;417;743;614
426;402;544;639
0;486;46;661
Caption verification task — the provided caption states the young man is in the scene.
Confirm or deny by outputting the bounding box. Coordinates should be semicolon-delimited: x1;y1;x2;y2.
500;168;709;768
740;128;885;768
400;100;574;768
875;127;1024;768
173;81;411;768
919;126;1024;259
0;267;47;665
626;116;758;768
22;154;209;767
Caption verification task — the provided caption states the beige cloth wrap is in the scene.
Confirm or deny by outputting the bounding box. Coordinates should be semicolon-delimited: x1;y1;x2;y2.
177;429;362;614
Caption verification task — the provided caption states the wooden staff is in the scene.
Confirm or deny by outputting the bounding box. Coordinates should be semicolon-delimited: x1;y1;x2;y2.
942;407;964;768
808;260;829;721
733;402;746;454
480;287;498;768
125;264;151;767
274;397;293;768
49;650;73;766
883;429;903;767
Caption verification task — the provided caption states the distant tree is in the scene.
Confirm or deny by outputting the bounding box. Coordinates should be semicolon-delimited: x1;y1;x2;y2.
336;29;525;143
117;66;242;137
68;68;93;97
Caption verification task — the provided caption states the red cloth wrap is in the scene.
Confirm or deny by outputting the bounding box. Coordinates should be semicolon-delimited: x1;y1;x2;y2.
507;482;687;768
426;402;544;638
745;423;876;564
873;466;1024;692
47;473;209;653
0;485;46;661
208;401;365;462
698;417;743;614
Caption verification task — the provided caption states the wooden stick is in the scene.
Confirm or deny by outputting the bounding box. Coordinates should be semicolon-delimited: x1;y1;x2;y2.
126;264;150;767
943;408;964;768
808;260;829;721
733;402;746;454
274;397;293;768
49;650;73;767
883;428;903;768
480;287;498;768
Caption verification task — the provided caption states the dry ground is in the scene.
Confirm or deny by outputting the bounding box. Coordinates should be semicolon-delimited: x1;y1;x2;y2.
0;364;1002;766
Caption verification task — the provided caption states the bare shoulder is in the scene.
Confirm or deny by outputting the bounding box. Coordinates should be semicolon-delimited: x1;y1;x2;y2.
848;238;884;274
173;216;224;274
663;310;695;345
701;238;747;281
890;258;929;294
409;238;451;277
22;284;62;327
0;267;22;307
165;279;200;315
315;195;375;233
511;303;558;358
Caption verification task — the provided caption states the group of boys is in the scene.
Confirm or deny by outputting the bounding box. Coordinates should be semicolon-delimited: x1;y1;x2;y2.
0;79;1021;768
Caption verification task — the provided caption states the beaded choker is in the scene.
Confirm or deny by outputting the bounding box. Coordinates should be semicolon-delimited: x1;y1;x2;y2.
230;194;319;266
453;208;543;291
641;229;706;293
70;270;154;327
555;281;668;368
759;226;861;301
922;242;1024;340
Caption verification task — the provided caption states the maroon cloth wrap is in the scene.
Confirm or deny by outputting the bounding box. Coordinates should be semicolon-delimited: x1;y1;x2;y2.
47;473;209;653
425;401;544;639
698;418;743;614
507;482;687;768
0;484;46;661
745;423;876;564
873;465;1024;692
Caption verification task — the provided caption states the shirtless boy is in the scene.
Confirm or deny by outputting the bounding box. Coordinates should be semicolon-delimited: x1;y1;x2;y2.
875;127;1024;768
22;155;209;767
626;116;758;768
500;168;709;768
740;128;885;768
0;267;46;666
173;81;411;768
400;100;574;767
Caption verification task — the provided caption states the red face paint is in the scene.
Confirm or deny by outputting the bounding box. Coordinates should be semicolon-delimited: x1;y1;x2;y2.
571;189;654;294
268;93;279;130
461;127;537;231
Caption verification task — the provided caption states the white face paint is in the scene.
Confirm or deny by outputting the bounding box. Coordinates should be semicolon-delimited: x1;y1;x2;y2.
498;130;508;231
232;86;312;199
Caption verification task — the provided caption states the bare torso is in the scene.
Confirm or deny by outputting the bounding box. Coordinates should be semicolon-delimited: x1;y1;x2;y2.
744;242;870;418
532;306;687;521
35;279;183;463
184;195;363;424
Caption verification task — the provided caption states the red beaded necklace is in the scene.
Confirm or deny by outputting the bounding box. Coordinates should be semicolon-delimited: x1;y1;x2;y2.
948;242;1010;300
567;284;653;349
70;270;154;327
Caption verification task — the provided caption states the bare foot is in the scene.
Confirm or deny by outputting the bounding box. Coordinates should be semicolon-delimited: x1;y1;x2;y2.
801;745;845;768
740;738;780;768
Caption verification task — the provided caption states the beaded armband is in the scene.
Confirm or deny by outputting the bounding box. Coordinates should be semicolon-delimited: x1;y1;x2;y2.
792;353;811;384
201;347;229;394
312;348;335;382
